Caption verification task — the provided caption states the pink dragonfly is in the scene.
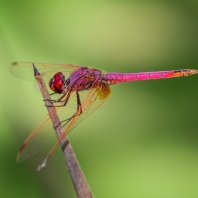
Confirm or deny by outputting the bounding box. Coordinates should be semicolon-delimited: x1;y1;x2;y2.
11;62;197;168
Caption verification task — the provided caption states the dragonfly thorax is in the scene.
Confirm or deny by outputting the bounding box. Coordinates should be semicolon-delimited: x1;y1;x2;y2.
49;72;69;94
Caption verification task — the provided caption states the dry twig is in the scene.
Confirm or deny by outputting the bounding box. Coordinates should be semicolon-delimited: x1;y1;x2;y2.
33;64;93;198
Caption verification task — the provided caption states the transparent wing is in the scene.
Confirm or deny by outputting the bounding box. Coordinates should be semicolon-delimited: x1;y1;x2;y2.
10;62;81;90
10;61;83;104
16;82;111;163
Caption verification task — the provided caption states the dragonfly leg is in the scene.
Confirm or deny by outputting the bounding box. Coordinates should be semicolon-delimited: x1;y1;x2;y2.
45;91;72;107
44;93;63;103
43;92;59;102
49;92;56;96
44;99;57;103
60;91;82;127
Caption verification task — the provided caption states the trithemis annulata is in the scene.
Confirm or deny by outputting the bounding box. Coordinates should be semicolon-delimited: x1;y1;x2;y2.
11;62;197;168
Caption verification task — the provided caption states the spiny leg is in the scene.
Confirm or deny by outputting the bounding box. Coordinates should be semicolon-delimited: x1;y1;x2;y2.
49;92;56;96
44;92;66;103
61;91;82;127
43;92;60;103
45;91;72;107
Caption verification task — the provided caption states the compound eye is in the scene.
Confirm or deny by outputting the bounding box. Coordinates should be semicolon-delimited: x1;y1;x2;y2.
49;72;65;94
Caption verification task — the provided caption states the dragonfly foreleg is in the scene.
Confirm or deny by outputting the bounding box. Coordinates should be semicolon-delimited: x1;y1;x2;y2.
43;93;58;102
49;92;56;96
43;99;57;103
45;91;72;107
61;91;82;127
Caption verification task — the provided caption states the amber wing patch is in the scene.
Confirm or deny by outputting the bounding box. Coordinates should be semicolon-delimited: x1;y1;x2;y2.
96;83;111;100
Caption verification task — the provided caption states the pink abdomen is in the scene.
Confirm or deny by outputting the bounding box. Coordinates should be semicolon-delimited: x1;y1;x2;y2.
104;69;197;85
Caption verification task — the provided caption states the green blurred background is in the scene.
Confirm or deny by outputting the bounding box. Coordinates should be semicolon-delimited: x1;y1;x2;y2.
1;0;198;197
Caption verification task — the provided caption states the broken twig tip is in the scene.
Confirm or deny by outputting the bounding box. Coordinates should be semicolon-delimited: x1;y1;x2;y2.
32;63;40;76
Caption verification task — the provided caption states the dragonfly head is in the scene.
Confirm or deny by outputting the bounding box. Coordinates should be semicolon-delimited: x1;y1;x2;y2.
49;72;70;94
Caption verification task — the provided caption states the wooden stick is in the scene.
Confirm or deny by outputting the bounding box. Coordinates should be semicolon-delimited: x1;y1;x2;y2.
33;64;93;198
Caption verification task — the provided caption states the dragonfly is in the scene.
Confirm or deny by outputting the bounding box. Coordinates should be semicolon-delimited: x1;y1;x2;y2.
11;62;198;169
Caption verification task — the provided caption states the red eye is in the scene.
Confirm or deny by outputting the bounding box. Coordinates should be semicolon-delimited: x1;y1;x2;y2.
49;72;65;94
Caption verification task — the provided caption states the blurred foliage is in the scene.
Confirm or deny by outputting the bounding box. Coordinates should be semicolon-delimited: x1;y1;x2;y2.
1;0;198;198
